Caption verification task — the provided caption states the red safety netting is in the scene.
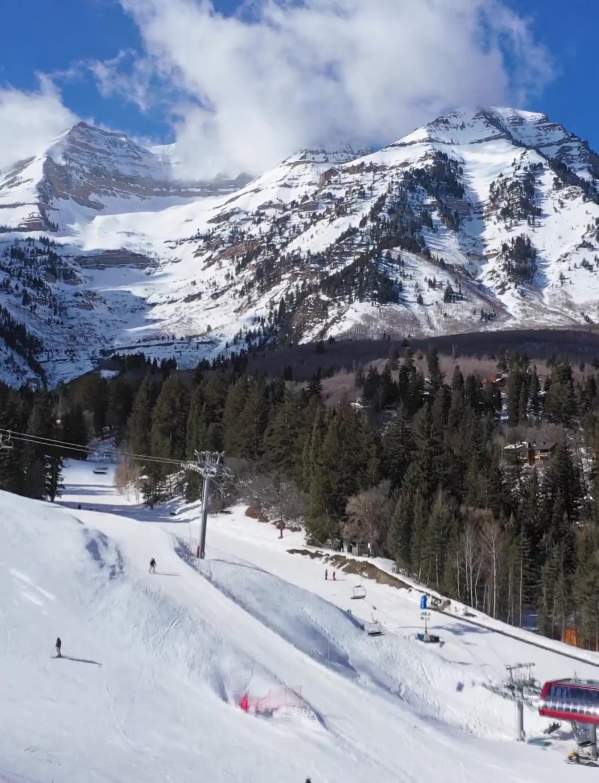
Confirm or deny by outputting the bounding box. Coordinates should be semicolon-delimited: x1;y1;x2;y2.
239;686;304;715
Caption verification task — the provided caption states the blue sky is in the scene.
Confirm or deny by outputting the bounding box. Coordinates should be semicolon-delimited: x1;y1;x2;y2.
516;0;599;147
0;0;241;143
0;0;597;173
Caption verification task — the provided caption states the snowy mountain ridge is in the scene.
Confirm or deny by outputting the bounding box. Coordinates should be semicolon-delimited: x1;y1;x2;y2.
1;106;599;385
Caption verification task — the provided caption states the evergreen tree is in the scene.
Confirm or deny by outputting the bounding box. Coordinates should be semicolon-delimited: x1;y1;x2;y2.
426;348;443;392
21;394;60;500
410;491;428;580
61;405;88;458
422;489;452;586
388;469;417;570
306;372;323;400
307;404;366;542
150;375;190;462
381;411;414;489
544;361;577;424
575;529;599;649
542;441;582;526
237;380;269;459
412;403;444;500
106;378;133;440
45;452;63;501
529;369;540;418
300;403;326;492
222;377;249;455
128;374;157;456
0;392;28;493
186;384;209;457
447;366;465;431
264;394;303;476
506;369;524;425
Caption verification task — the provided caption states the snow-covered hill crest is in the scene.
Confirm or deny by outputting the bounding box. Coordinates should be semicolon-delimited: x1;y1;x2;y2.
1;107;599;385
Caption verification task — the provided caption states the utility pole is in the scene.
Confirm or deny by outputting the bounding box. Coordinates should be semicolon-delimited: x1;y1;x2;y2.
187;451;226;559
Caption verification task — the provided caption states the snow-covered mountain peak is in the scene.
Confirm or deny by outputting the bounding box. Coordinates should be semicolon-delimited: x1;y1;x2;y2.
1;106;599;386
46;121;169;181
467;108;599;186
394;108;506;149
0;122;219;234
389;107;599;196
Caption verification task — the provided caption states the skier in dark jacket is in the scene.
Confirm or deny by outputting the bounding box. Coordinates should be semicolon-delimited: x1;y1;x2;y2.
55;637;62;658
149;558;157;574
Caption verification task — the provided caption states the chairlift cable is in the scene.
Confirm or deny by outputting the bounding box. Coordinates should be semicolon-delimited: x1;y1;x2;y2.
0;428;190;468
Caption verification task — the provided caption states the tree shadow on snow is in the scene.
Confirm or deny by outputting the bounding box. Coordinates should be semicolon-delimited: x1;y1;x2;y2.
60;499;186;525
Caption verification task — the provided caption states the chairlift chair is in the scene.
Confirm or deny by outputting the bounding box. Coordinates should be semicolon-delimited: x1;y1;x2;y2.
351;584;367;600
0;432;14;450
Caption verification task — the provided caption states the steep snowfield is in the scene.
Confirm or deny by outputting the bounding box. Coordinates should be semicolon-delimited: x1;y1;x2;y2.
2;459;599;781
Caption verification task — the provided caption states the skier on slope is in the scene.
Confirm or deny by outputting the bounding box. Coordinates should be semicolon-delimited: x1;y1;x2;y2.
149;558;157;574
55;637;62;658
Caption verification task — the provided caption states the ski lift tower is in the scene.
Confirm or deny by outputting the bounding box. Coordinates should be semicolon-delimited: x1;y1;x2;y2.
186;451;226;559
505;662;536;741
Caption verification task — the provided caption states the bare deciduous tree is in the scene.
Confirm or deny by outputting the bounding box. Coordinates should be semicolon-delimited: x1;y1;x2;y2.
344;481;392;555
115;457;141;501
242;471;306;532
479;514;504;619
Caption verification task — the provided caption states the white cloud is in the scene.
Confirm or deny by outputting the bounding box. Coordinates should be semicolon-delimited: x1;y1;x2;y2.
0;77;77;171
119;0;553;178
86;50;160;113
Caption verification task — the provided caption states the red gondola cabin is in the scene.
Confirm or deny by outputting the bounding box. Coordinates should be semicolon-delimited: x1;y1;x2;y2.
539;679;599;725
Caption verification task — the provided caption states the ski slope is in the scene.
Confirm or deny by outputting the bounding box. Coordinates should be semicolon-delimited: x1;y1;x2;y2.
2;459;599;782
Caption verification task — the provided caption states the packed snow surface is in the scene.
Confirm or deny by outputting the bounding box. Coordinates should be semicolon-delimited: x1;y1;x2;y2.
2;458;599;781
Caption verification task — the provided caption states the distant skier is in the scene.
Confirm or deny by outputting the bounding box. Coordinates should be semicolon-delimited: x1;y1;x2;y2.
55;637;62;658
149;558;157;574
325;569;328;581
332;571;336;581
